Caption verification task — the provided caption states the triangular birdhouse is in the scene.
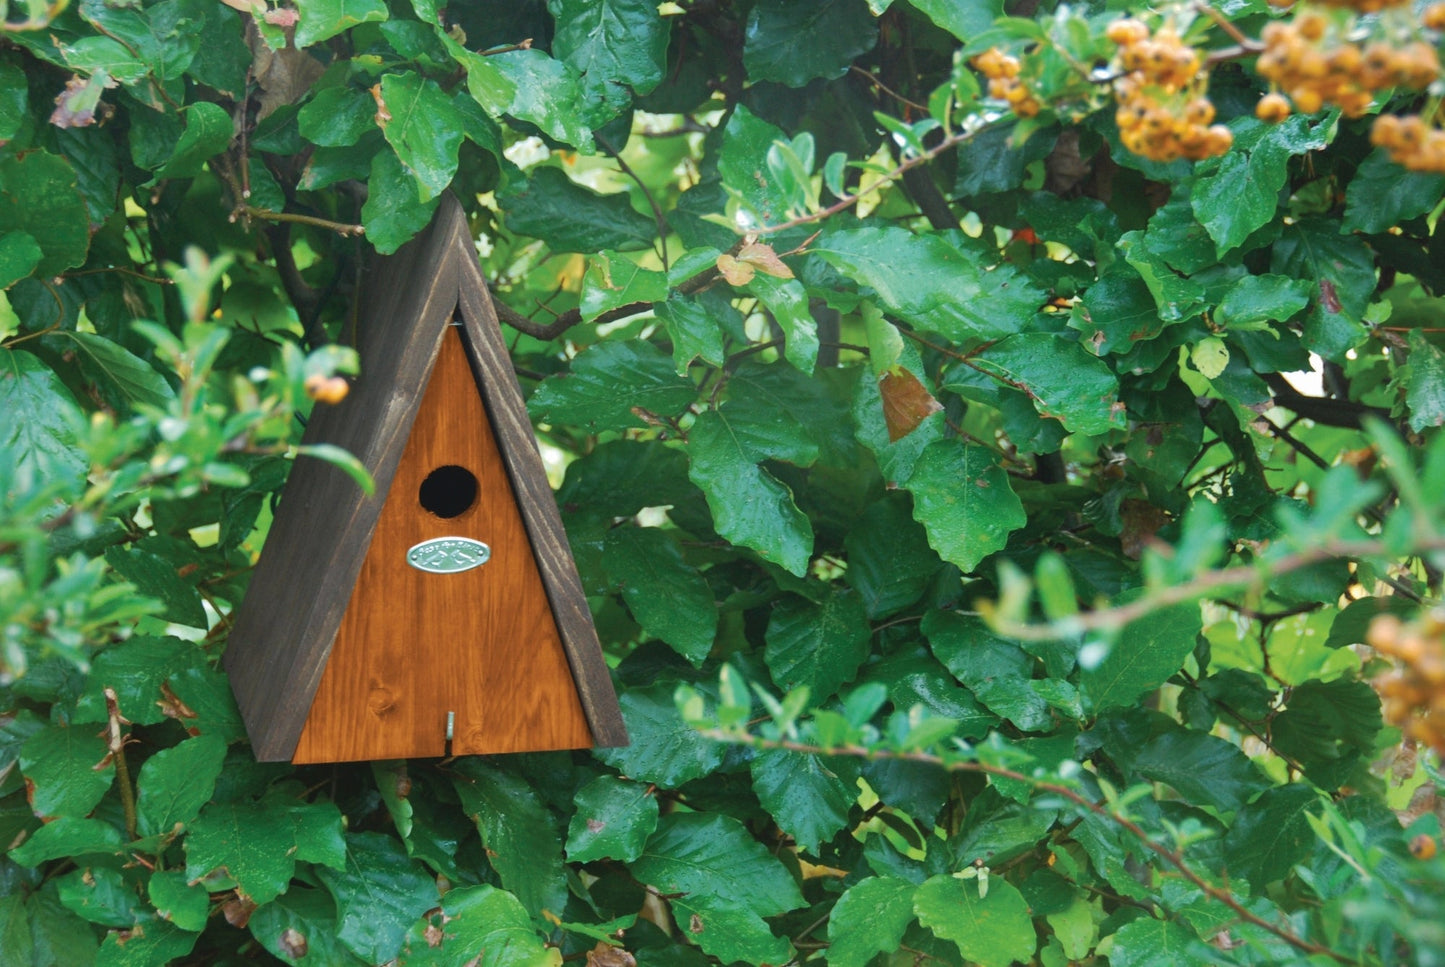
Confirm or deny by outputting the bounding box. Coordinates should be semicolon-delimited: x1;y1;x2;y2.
225;195;627;764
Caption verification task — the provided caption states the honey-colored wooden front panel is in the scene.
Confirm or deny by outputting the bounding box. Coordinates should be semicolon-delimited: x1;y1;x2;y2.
293;325;593;763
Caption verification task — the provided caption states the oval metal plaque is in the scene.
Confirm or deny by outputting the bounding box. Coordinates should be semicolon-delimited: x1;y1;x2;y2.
406;537;491;574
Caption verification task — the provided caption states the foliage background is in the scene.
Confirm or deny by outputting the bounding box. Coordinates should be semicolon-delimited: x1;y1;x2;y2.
2;0;1445;964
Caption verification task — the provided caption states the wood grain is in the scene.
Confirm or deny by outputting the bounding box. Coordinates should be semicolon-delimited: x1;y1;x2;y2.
293;326;592;762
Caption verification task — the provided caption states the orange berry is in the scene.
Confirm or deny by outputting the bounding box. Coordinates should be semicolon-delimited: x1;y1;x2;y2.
1427;0;1445;29
1291;88;1324;114
1108;18;1150;46
307;375;350;404
1410;834;1438;861
1256;92;1292;123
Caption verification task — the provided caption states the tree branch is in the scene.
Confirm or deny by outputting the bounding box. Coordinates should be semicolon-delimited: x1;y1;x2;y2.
703;731;1354;965
1262;373;1391;429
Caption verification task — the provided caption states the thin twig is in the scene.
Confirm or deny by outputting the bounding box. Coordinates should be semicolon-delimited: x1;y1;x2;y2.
998;535;1445;640
62;266;173;285
243;207;365;236
103;688;138;841
755;124;997;234
597;133;671;272
849;65;930;114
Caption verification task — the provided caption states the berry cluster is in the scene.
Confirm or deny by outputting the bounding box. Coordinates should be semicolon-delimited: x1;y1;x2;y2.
974;48;1041;118
1256;12;1439;120
1371;115;1445;173
1368;611;1445;759
1108;19;1232;162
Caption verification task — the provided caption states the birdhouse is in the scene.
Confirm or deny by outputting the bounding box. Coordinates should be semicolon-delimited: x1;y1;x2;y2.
224;195;627;764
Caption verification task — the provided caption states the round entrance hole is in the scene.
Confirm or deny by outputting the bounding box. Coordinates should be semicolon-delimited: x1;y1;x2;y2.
419;465;478;518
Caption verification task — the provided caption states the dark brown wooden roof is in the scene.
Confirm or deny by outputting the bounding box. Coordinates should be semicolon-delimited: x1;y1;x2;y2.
224;194;627;761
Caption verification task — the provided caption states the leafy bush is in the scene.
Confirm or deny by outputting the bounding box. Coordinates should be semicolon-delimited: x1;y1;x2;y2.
3;0;1445;965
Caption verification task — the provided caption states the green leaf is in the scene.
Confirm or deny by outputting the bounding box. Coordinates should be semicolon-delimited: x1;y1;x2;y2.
1073;270;1168;356
743;0;878;87
655;295;726;374
377;72;464;202
604;526;718;665
826;876;917;967
361;148;441;254
316;832;440;965
1270;678;1382;789
53;331;175;411
147;871;209;933
913;875;1035;967
746;274;818;373
954;122;1057;197
75;637;200;728
908;0;1003;38
548;0;670;122
631;812;805;918
529;340;695;433
135;734;226;837
669;892;793;966
19;722;112;821
687;408;814;575
249;888;368;967
1131;731;1269;813
0;348;85;491
750;749;857;852
844;494;941;619
9;816;124;866
1406;329;1445;432
1191;151;1282;257
1343;150;1445;235
0;231;41;289
765;591;871;700
485;49;595;151
299;86;379;147
962;333;1124;435
580;252;669;322
1270;217;1374;359
151;102;233;182
903;439;1026;574
397;885;556;967
1221;784;1321;891
103;546;206;628
1324;595;1418;649
598;681;727;786
1080;601;1202;712
1;886;100;967
0;150;90;277
295;0;388;49
923;611;1052;732
451;760;567;915
566;775;659;864
62;862;140;927
1108;916;1214;967
717;105;795;226
814;226;1043;342
187;797;346;905
1117;231;1206;325
501;167;657;253
0;56;26;142
1214;274;1313;330
94;919;199;967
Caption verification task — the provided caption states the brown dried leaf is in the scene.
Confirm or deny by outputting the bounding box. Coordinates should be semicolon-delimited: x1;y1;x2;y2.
49;71;113;129
736;241;794;279
586;942;636;967
248;19;324;119
716;253;754;286
223;895;258;928
1119;500;1170;560
879;367;942;442
279;928;308;959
